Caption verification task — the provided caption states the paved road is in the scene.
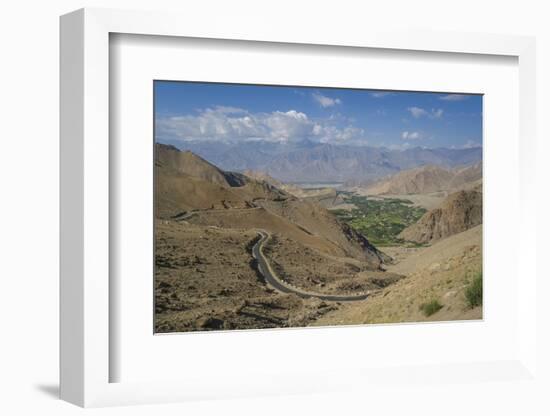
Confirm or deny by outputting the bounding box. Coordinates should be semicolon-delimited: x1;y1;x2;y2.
172;211;198;221
252;230;369;302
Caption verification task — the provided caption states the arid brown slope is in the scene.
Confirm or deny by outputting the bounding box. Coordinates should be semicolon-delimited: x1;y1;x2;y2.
157;143;247;187
155;220;339;332
156;172;252;215
313;225;482;326
156;145;287;218
263;234;402;296
187;207;344;257
156;144;387;268
365;165;455;195
448;162;482;190
364;163;482;195
243;169;286;189
255;197;389;265
399;189;482;244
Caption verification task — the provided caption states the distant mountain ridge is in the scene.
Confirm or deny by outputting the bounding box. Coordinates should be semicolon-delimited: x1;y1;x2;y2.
160;140;482;182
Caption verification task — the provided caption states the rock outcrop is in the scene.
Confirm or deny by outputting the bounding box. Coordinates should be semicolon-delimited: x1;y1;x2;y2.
398;189;482;244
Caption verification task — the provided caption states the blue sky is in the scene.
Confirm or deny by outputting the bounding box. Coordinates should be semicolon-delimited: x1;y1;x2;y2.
155;81;482;150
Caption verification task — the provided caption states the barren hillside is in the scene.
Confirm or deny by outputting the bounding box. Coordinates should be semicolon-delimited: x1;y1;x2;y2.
364;163;482;195
448;162;482;190
156;144;387;269
312;225;483;325
156;143;247;187
155;220;340;332
156;145;288;218
398;189;482;244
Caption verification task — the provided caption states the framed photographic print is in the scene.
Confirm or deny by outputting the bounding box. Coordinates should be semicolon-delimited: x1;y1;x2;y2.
153;81;483;334
60;7;539;408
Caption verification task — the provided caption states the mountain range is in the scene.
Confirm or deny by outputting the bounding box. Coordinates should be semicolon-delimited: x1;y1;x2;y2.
163;140;482;183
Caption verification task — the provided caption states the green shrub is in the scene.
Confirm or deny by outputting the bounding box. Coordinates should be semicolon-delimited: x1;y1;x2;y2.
419;299;443;317
465;273;483;308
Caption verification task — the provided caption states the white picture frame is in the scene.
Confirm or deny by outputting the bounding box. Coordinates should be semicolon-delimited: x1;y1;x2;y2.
60;7;538;408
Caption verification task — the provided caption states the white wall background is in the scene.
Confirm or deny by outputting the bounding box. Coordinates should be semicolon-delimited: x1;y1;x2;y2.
0;0;548;415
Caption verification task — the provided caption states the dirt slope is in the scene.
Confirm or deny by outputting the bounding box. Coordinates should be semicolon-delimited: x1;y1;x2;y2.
255;197;389;265
156;143;247;187
312;225;483;326
155;220;340;332
156;145;288;217
156;171;252;215
365;163;482;195
448;162;482;190
391;225;482;274
365;165;455;195
398;189;482;244
156;144;387;269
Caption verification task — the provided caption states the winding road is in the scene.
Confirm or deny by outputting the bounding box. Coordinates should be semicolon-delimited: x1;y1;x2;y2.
252;230;370;302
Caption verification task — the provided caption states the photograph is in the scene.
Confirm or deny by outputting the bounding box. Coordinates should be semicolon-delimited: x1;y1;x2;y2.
2;0;544;412
153;81;483;333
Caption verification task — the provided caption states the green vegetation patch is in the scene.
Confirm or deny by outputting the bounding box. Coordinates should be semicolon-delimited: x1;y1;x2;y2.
333;195;426;246
465;272;483;308
419;299;443;317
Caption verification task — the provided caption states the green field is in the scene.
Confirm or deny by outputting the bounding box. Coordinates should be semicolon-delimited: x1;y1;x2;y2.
333;195;426;247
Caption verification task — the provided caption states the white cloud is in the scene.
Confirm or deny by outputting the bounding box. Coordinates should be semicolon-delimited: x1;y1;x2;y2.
462;140;482;149
407;106;444;119
156;106;364;144
209;105;248;114
370;92;393;98
401;131;422;140
407;106;428;118
312;92;341;108
440;94;469;101
263;110;312;141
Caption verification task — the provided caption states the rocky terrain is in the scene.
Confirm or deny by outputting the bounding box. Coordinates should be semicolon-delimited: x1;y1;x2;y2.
262;234;402;295
155;221;341;332
448;162;482;190
361;162;482;196
155;144;395;332
398;189;482;244
313;225;483;326
155;143;483;332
